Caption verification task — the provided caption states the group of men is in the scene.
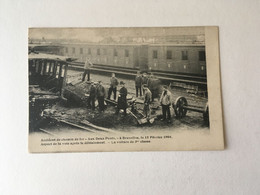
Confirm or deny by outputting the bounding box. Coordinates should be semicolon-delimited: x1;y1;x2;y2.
85;72;128;116
87;81;105;111
135;71;172;122
82;58;172;122
142;83;172;123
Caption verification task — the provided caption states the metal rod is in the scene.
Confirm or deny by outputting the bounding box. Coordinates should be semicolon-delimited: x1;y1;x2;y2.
183;106;204;113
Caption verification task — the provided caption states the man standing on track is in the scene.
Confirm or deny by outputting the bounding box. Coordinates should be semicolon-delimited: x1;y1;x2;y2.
96;81;106;112
135;71;142;97
142;72;148;95
143;84;152;120
82;58;93;82
116;81;128;116
148;73;157;102
159;85;172;123
87;81;96;110
108;73;118;100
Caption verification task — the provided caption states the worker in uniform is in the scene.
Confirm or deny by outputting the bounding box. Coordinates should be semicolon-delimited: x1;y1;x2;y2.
135;71;142;97
159;86;172;122
108;73;118;100
96;81;106;112
142;72;148;95
87;81;96;110
82;58;93;82
116;81;128;116
143;84;152;119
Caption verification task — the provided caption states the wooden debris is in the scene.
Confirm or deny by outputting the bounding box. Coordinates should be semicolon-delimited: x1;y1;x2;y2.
81;120;110;131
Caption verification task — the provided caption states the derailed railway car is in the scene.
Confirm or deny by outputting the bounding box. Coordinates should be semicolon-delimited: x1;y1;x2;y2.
29;53;72;93
29;44;64;55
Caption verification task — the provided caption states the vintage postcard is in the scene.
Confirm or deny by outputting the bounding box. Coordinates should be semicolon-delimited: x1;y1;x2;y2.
28;26;224;152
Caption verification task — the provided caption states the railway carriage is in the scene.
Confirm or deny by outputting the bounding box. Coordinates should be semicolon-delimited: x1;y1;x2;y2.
62;43;206;76
147;44;206;76
63;43;148;69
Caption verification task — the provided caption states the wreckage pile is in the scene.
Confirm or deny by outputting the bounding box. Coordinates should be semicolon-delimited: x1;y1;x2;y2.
38;73;163;130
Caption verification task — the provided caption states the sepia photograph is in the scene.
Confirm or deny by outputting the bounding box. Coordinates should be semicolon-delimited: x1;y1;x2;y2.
28;26;224;152
3;0;260;194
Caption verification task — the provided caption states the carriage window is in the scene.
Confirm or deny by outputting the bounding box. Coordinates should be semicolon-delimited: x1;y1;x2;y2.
199;51;206;61
167;50;172;59
153;50;158;59
80;48;83;54
72;47;75;54
103;49;107;55
88;48;91;55
114;49;118;56
182;51;188;60
50;63;53;73
125;49;129;57
97;48;100;55
46;62;50;74
56;64;60;78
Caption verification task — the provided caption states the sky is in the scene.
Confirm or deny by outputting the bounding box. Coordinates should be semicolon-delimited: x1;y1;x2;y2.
29;27;205;42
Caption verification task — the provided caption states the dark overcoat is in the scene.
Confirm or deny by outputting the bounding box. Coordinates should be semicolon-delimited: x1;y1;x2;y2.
117;87;128;109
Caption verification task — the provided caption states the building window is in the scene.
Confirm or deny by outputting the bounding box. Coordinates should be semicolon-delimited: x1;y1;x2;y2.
182;51;188;60
72;47;75;54
125;49;129;57
65;47;68;53
97;48;100;55
88;48;91;55
103;49;107;55
199;51;206;61
167;50;172;59
153;50;158;59
114;49;118;56
80;48;83;54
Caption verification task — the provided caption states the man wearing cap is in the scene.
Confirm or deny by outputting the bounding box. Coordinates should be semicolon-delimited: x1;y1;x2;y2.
82;58;93;82
87;81;96;110
159;86;172;122
116;81;128;116
108;73;119;100
135;71;142;97
96;81;106;112
143;84;152;119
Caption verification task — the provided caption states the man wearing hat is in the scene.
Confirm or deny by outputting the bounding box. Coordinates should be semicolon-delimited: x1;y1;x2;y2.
135;71;142;97
116;81;128;116
82;58;93;82
87;81;96;110
143;84;152;119
159;85;172;122
96;81;106;112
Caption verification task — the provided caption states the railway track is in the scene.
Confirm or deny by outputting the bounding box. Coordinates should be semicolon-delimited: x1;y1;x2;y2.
38;116;121;136
68;62;207;87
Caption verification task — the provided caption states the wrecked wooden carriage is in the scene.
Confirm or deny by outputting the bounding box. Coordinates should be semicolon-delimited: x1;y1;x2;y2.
29;52;76;130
